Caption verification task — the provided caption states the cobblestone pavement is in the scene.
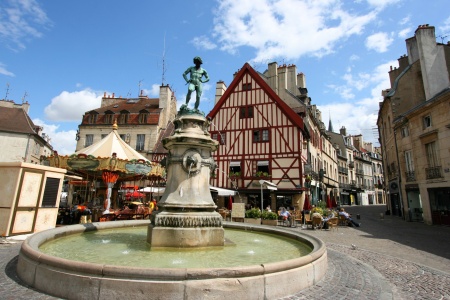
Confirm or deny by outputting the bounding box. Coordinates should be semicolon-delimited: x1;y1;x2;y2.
1;205;450;299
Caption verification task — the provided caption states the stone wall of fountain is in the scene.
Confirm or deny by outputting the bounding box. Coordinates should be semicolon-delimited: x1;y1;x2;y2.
147;111;224;247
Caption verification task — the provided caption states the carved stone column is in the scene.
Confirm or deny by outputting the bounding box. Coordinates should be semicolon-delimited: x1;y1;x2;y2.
147;111;224;247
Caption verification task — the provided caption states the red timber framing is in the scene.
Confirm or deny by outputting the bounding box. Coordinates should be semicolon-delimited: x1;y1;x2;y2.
207;63;308;197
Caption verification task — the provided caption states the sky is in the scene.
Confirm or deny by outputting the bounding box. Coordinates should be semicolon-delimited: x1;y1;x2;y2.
1;0;450;155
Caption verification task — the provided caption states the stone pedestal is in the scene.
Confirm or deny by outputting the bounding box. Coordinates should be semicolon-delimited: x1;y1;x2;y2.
147;110;224;247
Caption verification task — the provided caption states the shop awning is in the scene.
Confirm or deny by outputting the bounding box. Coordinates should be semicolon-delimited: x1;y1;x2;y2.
210;186;237;196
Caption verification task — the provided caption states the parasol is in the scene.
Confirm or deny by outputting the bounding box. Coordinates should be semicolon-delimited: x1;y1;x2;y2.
303;194;312;211
227;196;233;210
326;195;333;209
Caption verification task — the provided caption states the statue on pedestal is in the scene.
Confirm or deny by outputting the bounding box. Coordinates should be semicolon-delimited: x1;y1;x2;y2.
182;56;209;111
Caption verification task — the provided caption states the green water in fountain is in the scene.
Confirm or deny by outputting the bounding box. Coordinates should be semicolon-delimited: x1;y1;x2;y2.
39;226;312;268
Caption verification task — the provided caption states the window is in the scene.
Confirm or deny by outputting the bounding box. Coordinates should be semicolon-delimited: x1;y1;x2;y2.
120;134;126;141
85;134;93;147
256;161;269;176
242;82;252;91
33;142;40;155
239;106;253;118
425;141;438;167
136;134;145;151
119;112;129;124
253;129;269;142
423;115;432;128
101;134;107;140
139;112;148;124
211;132;225;145
404;150;414;172
401;126;409;138
88;113;97;124
229;161;241;176
104;113;114;124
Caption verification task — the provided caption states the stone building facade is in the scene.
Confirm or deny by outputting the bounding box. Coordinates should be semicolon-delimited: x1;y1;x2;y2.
377;24;450;224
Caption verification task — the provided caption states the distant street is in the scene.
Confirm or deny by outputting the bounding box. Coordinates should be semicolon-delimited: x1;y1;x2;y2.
1;204;449;299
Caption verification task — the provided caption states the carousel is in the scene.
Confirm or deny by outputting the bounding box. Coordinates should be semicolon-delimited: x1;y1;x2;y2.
42;121;165;215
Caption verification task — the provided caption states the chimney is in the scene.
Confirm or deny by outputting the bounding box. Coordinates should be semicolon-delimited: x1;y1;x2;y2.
267;62;278;95
215;81;227;104
415;24;450;100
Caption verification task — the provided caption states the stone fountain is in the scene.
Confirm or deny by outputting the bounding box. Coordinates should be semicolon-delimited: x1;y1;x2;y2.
16;109;327;300
148;109;224;247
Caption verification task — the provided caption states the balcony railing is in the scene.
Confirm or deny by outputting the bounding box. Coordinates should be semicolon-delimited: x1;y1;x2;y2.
348;161;355;168
356;168;364;175
426;166;443;179
405;171;416;182
338;166;348;174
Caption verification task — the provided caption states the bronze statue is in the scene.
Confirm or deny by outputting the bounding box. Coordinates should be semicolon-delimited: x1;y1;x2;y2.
182;56;209;110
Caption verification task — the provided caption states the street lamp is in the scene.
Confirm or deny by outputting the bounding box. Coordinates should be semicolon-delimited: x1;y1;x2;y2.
259;180;277;211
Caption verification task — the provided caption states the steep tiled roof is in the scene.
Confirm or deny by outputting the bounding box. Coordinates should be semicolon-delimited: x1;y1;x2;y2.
207;63;304;131
83;98;162;125
89;98;160;114
0;106;36;134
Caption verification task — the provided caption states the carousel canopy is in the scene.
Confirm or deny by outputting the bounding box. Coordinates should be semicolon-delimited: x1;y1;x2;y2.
75;123;148;161
43;122;165;181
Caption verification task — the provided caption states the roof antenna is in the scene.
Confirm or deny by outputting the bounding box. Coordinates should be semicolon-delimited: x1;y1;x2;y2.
161;32;167;86
5;83;10;100
22;91;28;103
138;79;143;97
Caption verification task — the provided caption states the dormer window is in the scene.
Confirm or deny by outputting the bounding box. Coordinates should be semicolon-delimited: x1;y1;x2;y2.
119;111;129;124
104;111;114;124
139;110;148;124
88;112;98;124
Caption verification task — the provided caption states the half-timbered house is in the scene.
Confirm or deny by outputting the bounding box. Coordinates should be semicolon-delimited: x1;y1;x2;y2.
207;63;310;211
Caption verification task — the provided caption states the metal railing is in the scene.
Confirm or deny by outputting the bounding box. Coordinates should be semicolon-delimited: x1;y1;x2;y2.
426;166;443;179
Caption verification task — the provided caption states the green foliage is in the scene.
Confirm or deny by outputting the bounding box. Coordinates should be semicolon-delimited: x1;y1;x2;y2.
261;211;278;220
245;208;262;219
317;200;327;210
310;207;323;215
255;171;270;177
229;171;241;177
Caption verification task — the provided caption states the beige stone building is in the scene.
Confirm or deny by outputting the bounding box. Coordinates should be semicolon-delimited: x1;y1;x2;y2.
76;85;177;162
377;24;450;225
0;100;53;164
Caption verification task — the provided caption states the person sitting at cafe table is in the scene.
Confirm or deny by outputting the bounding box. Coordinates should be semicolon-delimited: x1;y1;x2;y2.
339;208;361;227
149;199;158;213
279;207;294;227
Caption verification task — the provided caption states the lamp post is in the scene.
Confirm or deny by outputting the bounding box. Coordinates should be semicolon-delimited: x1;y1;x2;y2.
259;180;277;211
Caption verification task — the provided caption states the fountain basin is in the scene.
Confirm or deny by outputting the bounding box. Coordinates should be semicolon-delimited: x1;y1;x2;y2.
17;220;327;300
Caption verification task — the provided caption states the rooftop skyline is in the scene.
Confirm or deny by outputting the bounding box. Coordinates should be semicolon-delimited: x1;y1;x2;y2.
1;0;449;154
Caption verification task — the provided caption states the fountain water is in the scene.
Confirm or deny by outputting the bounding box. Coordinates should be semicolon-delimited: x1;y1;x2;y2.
16;109;327;299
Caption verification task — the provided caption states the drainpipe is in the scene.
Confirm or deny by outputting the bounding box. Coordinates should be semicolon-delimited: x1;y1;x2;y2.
23;134;31;162
393;129;406;220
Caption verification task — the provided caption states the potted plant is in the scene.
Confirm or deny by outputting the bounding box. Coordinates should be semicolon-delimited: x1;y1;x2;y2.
244;207;262;225
229;171;241;178
255;171;270;178
261;211;278;226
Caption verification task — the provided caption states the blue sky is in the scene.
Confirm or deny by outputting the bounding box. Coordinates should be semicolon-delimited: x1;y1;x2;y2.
1;0;450;155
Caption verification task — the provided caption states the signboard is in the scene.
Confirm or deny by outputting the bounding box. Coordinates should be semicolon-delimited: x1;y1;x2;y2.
231;203;245;219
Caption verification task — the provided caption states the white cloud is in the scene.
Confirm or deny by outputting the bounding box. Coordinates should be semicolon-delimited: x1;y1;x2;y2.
438;16;450;35
398;27;411;39
44;89;102;122
0;0;52;50
0;62;15;76
191;36;217;50
211;0;387;62
320;60;397;145
365;32;393;53
32;118;77;155
349;54;360;61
